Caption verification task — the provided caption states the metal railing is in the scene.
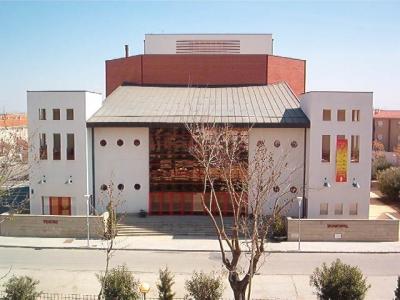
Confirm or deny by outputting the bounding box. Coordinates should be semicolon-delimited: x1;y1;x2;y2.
0;292;283;300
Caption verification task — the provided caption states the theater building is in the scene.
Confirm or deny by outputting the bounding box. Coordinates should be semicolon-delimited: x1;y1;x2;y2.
27;34;373;219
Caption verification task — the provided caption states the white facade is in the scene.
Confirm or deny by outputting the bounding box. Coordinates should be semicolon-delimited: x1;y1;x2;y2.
144;34;273;55
300;92;373;219
249;128;306;217
27;90;373;220
27;91;102;215
93;127;149;213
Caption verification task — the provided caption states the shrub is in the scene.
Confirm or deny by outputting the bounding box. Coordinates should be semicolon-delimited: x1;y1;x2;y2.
98;265;140;300
377;167;400;199
184;271;224;300
395;276;400;300
371;156;392;179
272;215;286;237
157;267;175;300
2;275;42;300
310;259;370;300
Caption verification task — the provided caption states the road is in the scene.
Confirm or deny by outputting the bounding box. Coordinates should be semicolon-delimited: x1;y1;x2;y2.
0;248;398;299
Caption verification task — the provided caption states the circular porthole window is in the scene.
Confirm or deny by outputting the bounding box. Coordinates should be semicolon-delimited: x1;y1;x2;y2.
134;183;141;190
291;141;298;148
290;186;298;194
117;139;124;147
134;139;140;146
117;184;124;191
273;186;280;193
100;139;107;147
100;184;108;191
274;140;281;148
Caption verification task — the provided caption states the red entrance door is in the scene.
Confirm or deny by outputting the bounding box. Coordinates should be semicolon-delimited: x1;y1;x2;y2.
49;197;71;215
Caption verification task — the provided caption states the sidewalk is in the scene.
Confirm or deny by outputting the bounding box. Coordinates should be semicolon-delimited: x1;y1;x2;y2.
1;235;400;253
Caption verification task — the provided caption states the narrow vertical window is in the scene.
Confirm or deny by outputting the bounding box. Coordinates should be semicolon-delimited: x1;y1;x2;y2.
321;135;330;162
66;109;74;120
53;109;60;120
39;109;46;120
323;109;331;121
335;203;343;215
352;110;360;122
337;109;346;121
67;133;75;160
349;203;358;216
351;135;360;162
320;203;328;215
39;133;47;160
53;133;61;160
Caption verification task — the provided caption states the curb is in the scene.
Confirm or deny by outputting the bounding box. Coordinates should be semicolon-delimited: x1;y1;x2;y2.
0;244;400;254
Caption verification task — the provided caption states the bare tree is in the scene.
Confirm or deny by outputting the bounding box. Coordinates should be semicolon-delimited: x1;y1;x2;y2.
96;181;125;300
186;123;300;300
0;115;30;218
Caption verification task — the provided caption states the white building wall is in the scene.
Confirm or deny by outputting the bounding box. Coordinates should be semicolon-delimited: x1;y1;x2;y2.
27;91;102;215
248;128;306;217
144;34;273;55
300;92;373;219
93;127;149;214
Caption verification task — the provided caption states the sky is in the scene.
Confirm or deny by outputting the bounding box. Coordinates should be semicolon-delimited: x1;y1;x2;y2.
0;1;399;112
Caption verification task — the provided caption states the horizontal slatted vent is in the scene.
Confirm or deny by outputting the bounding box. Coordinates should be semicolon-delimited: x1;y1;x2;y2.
176;39;240;54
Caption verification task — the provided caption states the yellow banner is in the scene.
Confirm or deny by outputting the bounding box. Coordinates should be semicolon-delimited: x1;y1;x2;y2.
336;138;348;182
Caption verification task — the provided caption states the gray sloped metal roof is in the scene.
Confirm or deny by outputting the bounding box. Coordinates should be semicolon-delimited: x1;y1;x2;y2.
87;82;309;128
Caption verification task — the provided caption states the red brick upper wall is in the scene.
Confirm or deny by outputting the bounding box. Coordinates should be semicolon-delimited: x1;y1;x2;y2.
267;55;306;96
142;55;267;86
106;54;306;96
106;56;142;96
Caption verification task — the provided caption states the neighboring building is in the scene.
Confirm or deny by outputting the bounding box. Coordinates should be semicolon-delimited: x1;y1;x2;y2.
0;113;28;161
27;34;373;219
373;109;400;152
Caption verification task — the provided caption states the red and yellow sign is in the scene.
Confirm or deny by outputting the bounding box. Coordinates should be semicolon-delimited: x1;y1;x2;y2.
336;138;348;182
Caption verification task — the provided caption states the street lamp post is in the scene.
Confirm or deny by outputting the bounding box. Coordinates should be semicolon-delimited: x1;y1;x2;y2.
297;196;302;251
84;194;91;248
139;282;150;300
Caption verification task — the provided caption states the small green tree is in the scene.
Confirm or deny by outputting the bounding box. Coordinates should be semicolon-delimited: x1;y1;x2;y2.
2;275;42;300
377;167;400;199
97;265;140;300
157;266;175;300
310;259;370;300
394;276;400;300
372;156;392;179
184;271;224;300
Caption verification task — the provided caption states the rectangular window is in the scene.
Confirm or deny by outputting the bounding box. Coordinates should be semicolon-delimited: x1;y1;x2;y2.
320;203;328;215
323;109;331;121
53;109;60;120
349;203;358;216
337;109;346;121
67;133;75;160
39;108;46;120
352;110;360;122
66;109;74;120
321;135;331;162
337;134;345;140
39;133;47;160
53;133;61;160
334;203;343;215
351;135;360;162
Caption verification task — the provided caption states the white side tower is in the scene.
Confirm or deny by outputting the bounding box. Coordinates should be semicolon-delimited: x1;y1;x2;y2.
27;91;102;215
301;91;373;219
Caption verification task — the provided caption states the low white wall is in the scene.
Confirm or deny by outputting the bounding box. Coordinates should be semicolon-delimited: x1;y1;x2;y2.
0;213;108;238
287;217;399;242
